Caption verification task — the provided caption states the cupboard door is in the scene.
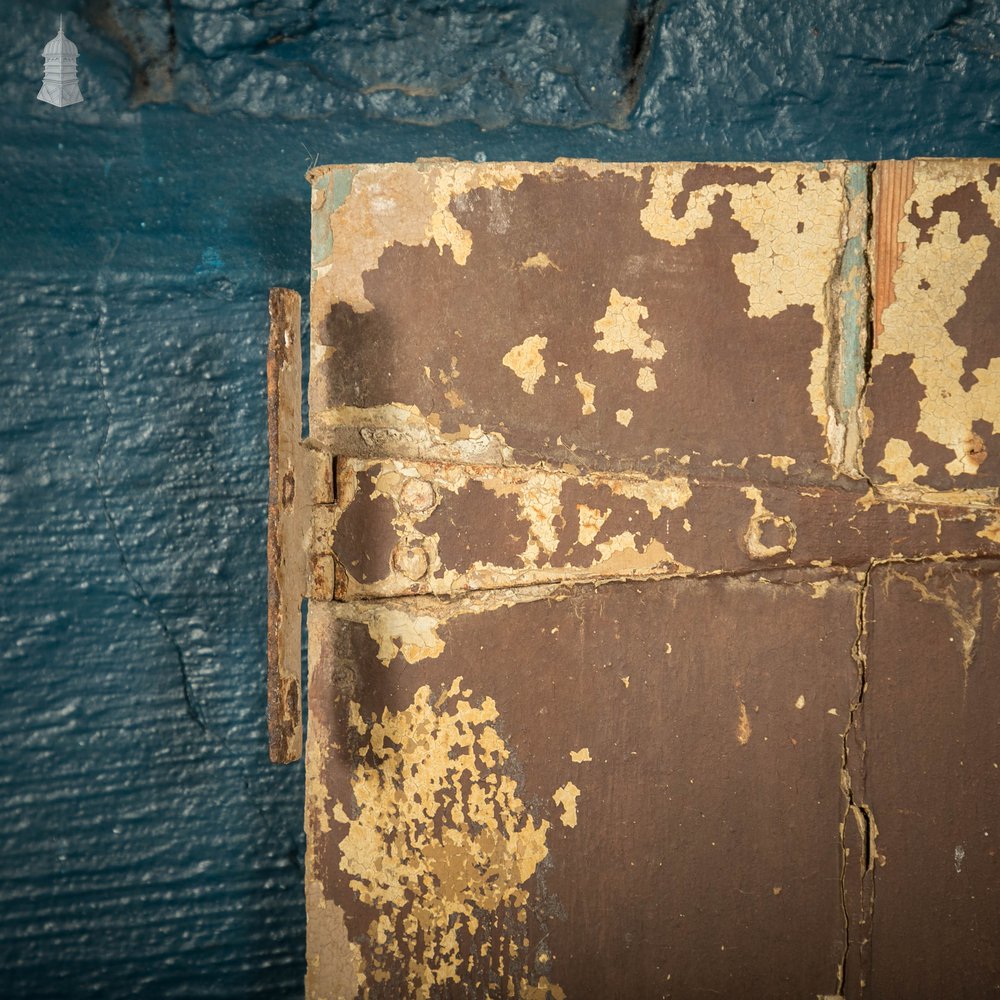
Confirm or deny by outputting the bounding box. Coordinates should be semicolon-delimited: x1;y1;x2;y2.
264;159;1000;998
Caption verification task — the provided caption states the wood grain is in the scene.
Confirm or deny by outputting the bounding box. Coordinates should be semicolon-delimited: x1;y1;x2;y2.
872;160;916;341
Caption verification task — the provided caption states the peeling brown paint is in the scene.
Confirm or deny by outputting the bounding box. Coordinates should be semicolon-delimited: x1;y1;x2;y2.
309;160;855;482
639;161;855;472
866;159;1000;490
317;584;566;667
883;566;982;689
335;680;556;998
315;457;1000;600
740;485;797;559
736;701;752;745
573;372;596;416
308;161;526;317
592;289;665;361
319;457;707;599
502;334;548;394
307;574;858;997
551;782;580;828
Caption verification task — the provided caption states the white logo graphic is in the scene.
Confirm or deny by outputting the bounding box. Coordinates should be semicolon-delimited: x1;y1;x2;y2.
38;16;84;108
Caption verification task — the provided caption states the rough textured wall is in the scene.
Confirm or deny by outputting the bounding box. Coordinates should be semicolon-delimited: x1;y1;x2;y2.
0;2;997;997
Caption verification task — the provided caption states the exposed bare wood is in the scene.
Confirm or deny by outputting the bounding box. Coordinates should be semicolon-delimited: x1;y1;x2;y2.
872;160;915;341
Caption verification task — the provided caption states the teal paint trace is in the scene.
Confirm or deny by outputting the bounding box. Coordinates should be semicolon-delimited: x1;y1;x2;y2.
310;172;333;275
837;162;871;423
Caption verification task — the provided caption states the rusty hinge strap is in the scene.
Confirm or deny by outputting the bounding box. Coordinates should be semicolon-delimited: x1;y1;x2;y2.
267;287;308;763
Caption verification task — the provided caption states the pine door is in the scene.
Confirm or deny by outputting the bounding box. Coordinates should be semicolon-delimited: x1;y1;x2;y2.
269;159;1000;999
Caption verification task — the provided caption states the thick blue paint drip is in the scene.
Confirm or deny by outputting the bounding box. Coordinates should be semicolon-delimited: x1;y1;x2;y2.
0;1;997;996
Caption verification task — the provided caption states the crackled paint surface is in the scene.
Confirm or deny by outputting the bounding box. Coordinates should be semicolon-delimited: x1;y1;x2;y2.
284;159;1000;999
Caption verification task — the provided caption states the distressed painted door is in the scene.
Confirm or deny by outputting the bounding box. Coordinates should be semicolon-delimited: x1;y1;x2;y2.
269;159;1000;999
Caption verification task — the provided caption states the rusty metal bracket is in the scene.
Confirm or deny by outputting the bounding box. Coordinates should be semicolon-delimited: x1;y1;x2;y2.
267;287;311;763
267;287;338;763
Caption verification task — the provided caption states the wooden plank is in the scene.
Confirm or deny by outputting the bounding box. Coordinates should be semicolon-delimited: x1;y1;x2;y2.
871;159;915;341
312;456;1000;601
857;560;1000;996
307;160;867;484
306;574;859;999
866;159;1000;491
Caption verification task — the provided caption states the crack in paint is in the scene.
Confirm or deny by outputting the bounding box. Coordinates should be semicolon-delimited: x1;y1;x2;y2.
837;551;986;996
615;0;668;125
92;285;207;733
824;162;874;478
838;561;878;998
95;282;304;874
